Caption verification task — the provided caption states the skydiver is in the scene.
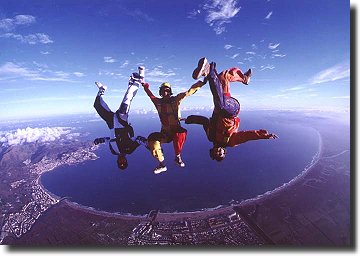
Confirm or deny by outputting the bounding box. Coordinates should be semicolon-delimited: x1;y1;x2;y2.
93;67;148;170
142;79;206;174
185;57;278;162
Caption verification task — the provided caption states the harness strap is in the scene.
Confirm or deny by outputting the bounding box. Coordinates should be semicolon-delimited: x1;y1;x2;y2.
109;139;119;155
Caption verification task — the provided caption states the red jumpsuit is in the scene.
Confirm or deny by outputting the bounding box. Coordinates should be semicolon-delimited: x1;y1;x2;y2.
144;81;204;162
186;65;272;148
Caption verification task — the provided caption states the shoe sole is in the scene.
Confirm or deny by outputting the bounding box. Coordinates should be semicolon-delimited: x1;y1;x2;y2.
154;168;167;174
192;58;208;80
95;82;107;90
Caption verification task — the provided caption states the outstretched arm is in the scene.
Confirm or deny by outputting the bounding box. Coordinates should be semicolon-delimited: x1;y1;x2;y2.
228;129;278;147
176;80;206;102
142;82;157;101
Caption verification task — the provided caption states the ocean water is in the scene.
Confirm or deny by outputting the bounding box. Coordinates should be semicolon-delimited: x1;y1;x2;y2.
40;111;320;215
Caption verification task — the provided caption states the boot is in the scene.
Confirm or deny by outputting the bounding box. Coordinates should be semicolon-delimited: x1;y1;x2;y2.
243;69;252;85
192;57;210;80
95;81;107;95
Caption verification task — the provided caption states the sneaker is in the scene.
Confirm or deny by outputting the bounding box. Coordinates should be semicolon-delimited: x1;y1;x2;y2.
95;81;107;95
175;155;185;168
192;57;210;80
153;163;167;174
138;66;145;78
243;69;252;85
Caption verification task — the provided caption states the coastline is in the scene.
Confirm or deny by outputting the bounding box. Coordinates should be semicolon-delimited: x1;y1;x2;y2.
239;130;322;206
1;111;350;246
35;130;323;220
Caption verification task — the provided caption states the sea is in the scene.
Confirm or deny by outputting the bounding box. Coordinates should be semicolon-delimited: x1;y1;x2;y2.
35;110;320;215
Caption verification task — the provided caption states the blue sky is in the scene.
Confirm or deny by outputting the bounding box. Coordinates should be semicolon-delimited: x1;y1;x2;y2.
0;0;350;121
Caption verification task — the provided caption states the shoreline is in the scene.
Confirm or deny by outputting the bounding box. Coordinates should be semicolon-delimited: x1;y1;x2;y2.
239;130;322;206
2;110;350;245
36;130;323;219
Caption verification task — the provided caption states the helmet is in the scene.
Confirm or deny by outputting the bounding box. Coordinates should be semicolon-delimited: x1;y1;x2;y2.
159;82;173;96
117;155;128;170
209;146;227;162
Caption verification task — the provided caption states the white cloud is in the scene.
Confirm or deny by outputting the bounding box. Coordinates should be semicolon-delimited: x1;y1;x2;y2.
104;56;117;63
260;64;275;71
146;67;176;83
0;32;53;44
203;0;241;35
40;51;50;55
243;56;254;62
246;51;256;55
0;62;76;82
268;43;280;49
0;127;79;148
282;86;305;92
120;60;129;68
310;62;350;84
273;94;289;99
98;70;116;76
32;61;49;69
73;72;85;77
14;15;36;25
0;62;36;80
187;9;201;19
265;11;273;19
272;53;287;58
230;53;239;59
0;18;14;31
224;44;233;50
0;15;36;31
0;15;53;46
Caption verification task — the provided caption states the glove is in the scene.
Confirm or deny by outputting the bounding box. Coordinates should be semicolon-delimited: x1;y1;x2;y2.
135;136;147;144
142;82;150;89
94;138;106;145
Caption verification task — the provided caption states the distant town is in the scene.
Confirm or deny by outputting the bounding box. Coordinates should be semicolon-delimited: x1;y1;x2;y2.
0;141;98;243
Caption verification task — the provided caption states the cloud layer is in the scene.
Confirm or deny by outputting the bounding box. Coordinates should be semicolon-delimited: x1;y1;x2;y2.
0;127;80;147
